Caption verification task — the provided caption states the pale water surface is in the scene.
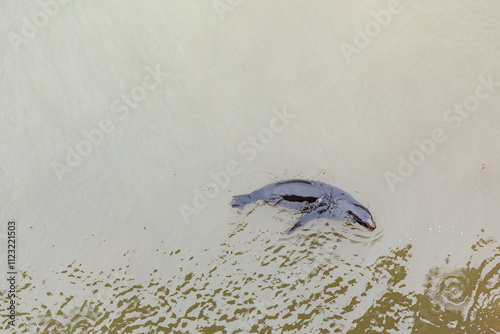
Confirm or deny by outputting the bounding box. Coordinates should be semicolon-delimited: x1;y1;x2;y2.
0;1;499;333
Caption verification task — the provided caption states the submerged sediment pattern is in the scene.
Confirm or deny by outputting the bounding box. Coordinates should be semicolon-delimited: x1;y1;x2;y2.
1;227;498;333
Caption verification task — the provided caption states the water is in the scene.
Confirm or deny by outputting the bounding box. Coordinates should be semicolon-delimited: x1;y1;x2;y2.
1;0;499;333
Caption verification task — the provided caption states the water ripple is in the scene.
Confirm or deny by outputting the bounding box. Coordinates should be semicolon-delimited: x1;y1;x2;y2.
1;228;498;333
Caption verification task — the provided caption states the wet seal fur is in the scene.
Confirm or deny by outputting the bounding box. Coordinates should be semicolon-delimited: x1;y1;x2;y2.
231;179;376;235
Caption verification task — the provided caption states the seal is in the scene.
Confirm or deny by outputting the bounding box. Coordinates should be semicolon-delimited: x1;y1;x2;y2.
231;179;376;234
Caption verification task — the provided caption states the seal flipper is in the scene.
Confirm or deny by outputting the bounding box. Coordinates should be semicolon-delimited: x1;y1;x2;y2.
231;194;253;210
287;211;319;235
231;191;283;210
267;194;283;205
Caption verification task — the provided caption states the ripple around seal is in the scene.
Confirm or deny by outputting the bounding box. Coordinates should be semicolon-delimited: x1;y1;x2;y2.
330;221;385;245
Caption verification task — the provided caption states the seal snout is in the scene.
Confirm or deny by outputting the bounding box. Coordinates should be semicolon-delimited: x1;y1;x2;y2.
365;218;376;230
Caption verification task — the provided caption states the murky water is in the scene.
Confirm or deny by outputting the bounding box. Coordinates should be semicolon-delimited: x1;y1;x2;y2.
4;225;499;333
1;1;500;333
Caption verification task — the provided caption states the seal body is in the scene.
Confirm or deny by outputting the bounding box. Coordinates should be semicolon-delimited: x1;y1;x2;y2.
231;179;375;234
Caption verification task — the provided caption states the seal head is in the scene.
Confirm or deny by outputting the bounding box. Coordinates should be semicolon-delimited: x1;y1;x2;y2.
344;203;376;230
